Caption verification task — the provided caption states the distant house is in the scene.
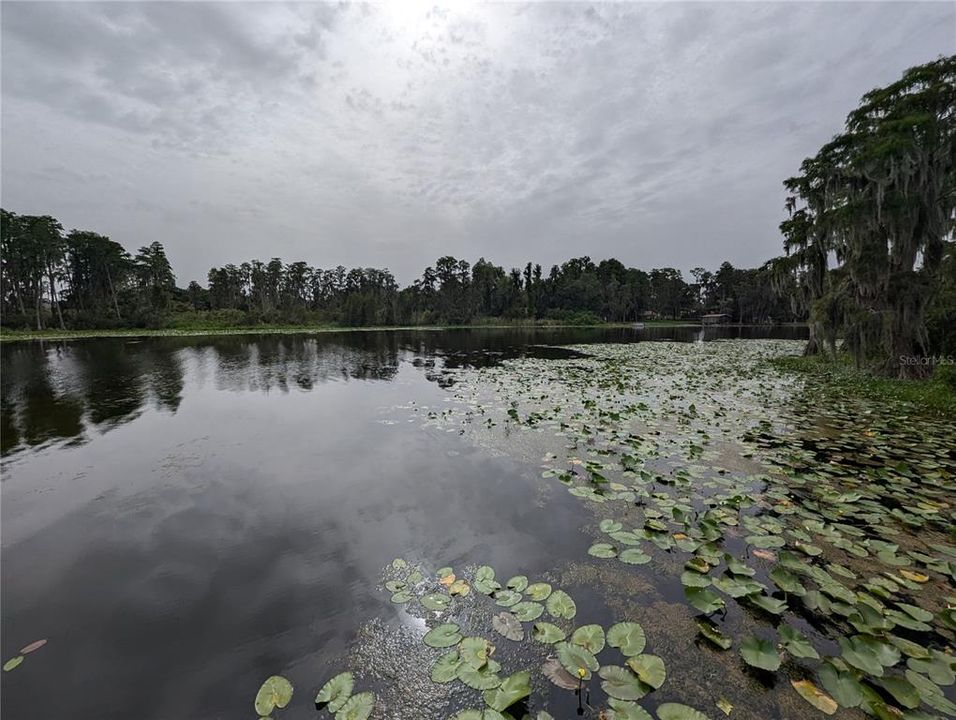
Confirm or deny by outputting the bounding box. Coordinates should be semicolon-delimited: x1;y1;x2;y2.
701;313;731;326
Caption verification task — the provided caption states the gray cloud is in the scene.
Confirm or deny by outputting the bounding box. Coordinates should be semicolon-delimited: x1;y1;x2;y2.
2;1;953;284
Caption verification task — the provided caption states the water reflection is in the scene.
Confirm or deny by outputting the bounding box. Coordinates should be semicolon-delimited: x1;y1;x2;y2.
1;325;806;458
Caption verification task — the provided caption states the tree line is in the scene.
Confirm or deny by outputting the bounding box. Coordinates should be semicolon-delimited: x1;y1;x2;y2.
774;55;955;378
1;212;799;331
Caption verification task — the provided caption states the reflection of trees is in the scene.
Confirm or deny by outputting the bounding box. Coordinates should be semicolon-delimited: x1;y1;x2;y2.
208;334;401;392
0;333;404;456
0;327;812;456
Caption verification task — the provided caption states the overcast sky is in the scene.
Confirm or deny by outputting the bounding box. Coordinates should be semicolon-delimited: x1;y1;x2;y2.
2;2;953;285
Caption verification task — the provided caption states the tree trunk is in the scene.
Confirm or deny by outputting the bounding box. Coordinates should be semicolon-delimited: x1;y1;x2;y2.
48;265;66;330
106;265;121;320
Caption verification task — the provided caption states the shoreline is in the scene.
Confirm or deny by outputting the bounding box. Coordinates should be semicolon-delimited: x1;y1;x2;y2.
0;320;802;343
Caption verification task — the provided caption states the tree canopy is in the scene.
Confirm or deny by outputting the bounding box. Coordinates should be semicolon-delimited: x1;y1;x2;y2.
777;55;955;377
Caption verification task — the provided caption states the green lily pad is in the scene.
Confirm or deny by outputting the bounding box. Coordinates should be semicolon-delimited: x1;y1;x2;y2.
556;640;599;680
431;651;464;683
607;622;647;656
656;702;712;720
817;662;863;708
606;698;653;719
451;710;508;720
626;654;666;689
437;566;453;578
680;571;712;588
532;622;566;644
599;665;649;701
907;652;955;685
589;543;618;558
748;594;787;615
460;636;494;669
390;590;413;603
421;593;451;611
476;566;496;583
526;583;552;601
695;620;731;650
492;612;523;641
482;670;531;711
546;590;577;620
315;672;353;712
778;625;819;659
335;691;375;720
506;576;529;592
600;519;623;533
619;549;652;565
254;675;294;717
879;675;920;709
511;601;544;622
423;623;462;648
740;636;781;671
495;590;522;607
457;659;502;690
571;624;606;654
685;587;725;615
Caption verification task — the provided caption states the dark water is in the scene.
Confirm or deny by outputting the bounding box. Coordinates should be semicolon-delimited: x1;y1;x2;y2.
0;325;806;720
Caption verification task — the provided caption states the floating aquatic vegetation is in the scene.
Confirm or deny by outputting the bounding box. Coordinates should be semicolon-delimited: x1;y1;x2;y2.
253;675;293;718
370;340;956;716
315;671;354;713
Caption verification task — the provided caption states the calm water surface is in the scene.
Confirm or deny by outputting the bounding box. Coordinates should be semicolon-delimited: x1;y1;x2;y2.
1;326;806;720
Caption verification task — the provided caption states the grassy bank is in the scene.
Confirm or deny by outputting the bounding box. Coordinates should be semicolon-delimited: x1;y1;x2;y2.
773;354;956;417
0;318;718;343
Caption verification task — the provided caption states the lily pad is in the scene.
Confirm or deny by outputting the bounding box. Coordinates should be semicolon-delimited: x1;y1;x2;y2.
626;654;666;689
482;670;531;711
571;624;606;654
492;612;523;641
254;675;294;717
685;587;725;615
599;665;649;701
511;601;544;622
607;622;647;656
546;590;577;620
606;698;653;720
526;583;552;601
423;623;462;648
494;590;522;607
506;576;529;592
790;679;837;715
19;639;47;655
619;549;652;565
695;620;732;650
542;657;579;690
555;640;599;680
315;672;353;712
457;658;502;690
656;703;712;720
421;593;451;611
460;636;494;669
779;625;819;659
532;622;566;644
589;542;618;558
431;651;464;683
818;661;863;708
740;636;781;671
335;691;375;720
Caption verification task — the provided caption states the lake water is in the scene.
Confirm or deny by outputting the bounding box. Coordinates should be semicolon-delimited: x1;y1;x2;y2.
6;325;953;720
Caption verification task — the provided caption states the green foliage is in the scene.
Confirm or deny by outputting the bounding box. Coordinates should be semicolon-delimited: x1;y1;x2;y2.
778;56;956;378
